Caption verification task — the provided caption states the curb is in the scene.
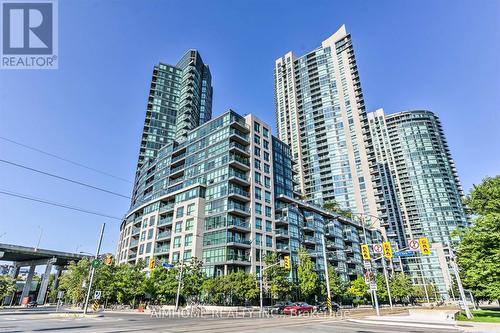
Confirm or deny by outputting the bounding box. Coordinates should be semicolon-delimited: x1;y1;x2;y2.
48;313;104;318
348;318;457;330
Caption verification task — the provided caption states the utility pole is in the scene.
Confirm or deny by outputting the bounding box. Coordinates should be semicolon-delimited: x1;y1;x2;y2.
259;248;263;312
449;247;473;319
360;216;380;316
381;258;393;308
175;261;184;311
321;234;332;315
83;223;105;315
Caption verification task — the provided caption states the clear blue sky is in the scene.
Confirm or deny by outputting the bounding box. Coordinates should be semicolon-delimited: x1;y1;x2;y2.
0;0;498;255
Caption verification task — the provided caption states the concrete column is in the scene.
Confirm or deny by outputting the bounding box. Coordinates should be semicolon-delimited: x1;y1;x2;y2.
53;266;63;291
2;265;20;305
36;259;55;304
20;265;36;303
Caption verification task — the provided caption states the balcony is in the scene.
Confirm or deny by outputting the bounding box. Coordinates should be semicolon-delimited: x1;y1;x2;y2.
129;239;139;248
227;202;251;217
227;237;251;248
131;227;140;236
303;221;315;231
227;216;250;231
275;215;289;226
158;216;173;226
226;254;251;264
275;229;289;239
171;153;186;167
304;235;316;245
128;252;137;259
170;164;185;178
229;128;250;145
276;243;291;253
229;154;250;171
155;246;170;254
228;170;249;186
227;186;250;201
229;142;250;157
159;203;175;213
157;231;171;240
230;117;250;134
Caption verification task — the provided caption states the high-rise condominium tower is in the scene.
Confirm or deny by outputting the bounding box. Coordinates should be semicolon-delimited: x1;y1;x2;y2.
274;25;379;224
135;50;213;174
367;109;468;247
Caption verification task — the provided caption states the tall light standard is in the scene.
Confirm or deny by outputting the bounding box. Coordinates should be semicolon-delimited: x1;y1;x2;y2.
83;223;105;315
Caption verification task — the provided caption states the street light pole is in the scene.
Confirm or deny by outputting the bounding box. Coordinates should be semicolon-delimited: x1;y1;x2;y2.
321;234;332;315
83;223;105;315
259;247;263;313
175;261;184;311
449;247;473;319
359;215;380;316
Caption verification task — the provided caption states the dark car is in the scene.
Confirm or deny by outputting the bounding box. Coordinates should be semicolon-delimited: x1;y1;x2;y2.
283;302;314;315
316;302;340;312
27;300;38;308
269;301;293;314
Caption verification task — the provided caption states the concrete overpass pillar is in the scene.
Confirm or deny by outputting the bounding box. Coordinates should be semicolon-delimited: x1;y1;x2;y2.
53;265;63;291
20;264;36;303
36;258;55;304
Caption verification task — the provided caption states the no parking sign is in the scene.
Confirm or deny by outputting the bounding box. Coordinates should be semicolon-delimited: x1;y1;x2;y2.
408;239;420;251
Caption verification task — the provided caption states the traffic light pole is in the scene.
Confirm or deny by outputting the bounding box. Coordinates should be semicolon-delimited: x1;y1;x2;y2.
83;223;105;315
175;261;184;311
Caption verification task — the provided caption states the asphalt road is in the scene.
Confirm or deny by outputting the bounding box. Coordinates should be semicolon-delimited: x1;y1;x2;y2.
0;311;462;333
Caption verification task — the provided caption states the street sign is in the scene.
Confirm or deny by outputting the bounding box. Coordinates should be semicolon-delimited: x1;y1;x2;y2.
149;258;156;270
91;259;101;268
162;262;174;269
420;237;431;255
372;244;383;254
383;241;393;259
94;290;102;300
394;251;414;257
283;255;291;270
363;261;372;270
361;244;371;260
370;282;377;291
408;239;420;251
57;291;65;299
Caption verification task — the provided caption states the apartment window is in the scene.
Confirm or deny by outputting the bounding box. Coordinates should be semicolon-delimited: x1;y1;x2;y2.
146;242;152;253
255;187;262;200
265;206;272;218
173;236;181;248
185;218;194;231
254;135;260;145
266;220;273;232
185;234;193;247
256;233;262;245
255;203;262;215
254;122;260;133
172;252;180;262
255;172;261;184
139;244;144;255
147;228;154;240
266;235;273;247
254;147;261;156
183;250;192;261
264;152;270;162
175;222;183;233
187;203;195;216
176;207;184;218
264;164;270;174
149;216;156;226
256;217;262;230
265;191;271;204
254;159;261;170
263;127;269;138
264;176;271;188
263;140;269;150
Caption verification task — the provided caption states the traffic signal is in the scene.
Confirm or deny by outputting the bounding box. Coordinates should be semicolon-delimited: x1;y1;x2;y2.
149;258;156;270
283;256;291;270
361;244;371;260
104;255;113;266
419;237;431;255
383;241;393;259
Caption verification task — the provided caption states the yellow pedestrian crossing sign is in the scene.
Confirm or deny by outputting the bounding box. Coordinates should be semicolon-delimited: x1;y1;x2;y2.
361;244;371;260
419;237;431;255
383;241;393;259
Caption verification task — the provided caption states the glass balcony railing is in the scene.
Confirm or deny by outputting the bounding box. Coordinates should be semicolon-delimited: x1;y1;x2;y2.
227;201;249;213
155;246;169;253
229;141;249;153
226;254;250;262
227;216;250;229
157;231;171;239
158;216;173;226
130;239;139;247
227;237;251;245
228;186;250;198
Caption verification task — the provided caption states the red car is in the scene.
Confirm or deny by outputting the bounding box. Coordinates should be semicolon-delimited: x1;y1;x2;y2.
283;302;314;315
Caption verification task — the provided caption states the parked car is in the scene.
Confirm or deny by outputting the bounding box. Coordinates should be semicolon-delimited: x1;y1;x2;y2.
283;302;314;314
27;300;38;308
269;301;294;314
316;302;340;312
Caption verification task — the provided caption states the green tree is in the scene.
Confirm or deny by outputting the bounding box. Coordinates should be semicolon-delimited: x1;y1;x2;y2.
264;253;292;302
390;273;414;303
347;276;369;299
0;275;17;302
322;201;353;218
94;264;118;305
297;248;318;301
376;274;389;303
144;266;178;304
181;257;206;301
321;265;348;303
226;271;259;305
59;259;91;304
201;276;225;305
456;176;500;301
